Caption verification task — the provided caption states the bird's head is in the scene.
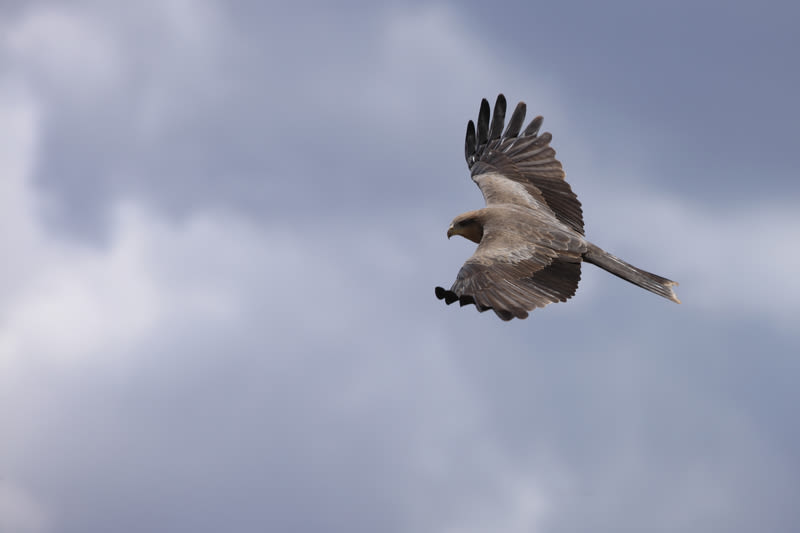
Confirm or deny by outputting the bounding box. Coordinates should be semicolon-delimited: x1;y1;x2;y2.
447;212;484;243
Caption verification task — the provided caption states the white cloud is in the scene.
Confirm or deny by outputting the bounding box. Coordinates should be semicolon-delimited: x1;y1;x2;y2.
4;6;121;95
0;85;231;369
0;83;42;294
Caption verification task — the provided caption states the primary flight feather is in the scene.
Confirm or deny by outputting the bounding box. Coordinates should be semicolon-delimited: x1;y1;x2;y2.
435;94;680;321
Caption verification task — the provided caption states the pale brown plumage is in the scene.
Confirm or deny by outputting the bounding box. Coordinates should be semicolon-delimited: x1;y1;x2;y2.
435;94;680;320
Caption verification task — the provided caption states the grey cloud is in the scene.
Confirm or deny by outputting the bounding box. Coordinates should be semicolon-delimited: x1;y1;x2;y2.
2;2;800;533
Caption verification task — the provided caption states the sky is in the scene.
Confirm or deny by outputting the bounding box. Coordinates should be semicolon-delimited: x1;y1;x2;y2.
1;1;799;532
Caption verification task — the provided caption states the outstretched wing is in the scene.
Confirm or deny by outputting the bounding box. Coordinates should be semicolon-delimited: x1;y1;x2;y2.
465;95;584;235
435;219;584;321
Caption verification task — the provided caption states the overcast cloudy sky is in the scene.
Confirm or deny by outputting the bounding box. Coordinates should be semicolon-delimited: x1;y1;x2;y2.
1;1;799;532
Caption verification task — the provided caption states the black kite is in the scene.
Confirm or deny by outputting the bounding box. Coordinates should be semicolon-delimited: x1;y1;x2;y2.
435;94;680;320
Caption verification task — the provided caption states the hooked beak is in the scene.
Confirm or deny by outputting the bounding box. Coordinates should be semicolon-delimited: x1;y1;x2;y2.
447;224;454;239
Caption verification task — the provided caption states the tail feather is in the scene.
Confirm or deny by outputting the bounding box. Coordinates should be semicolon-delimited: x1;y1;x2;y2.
583;244;680;304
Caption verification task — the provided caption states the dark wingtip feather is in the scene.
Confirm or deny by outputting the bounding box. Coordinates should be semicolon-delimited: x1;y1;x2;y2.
503;101;526;138
477;98;490;146
464;120;476;165
522;115;543;137
458;294;475;307
488;94;506;140
435;286;459;305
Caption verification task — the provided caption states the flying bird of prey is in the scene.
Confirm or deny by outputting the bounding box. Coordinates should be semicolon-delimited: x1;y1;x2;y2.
435;94;680;320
